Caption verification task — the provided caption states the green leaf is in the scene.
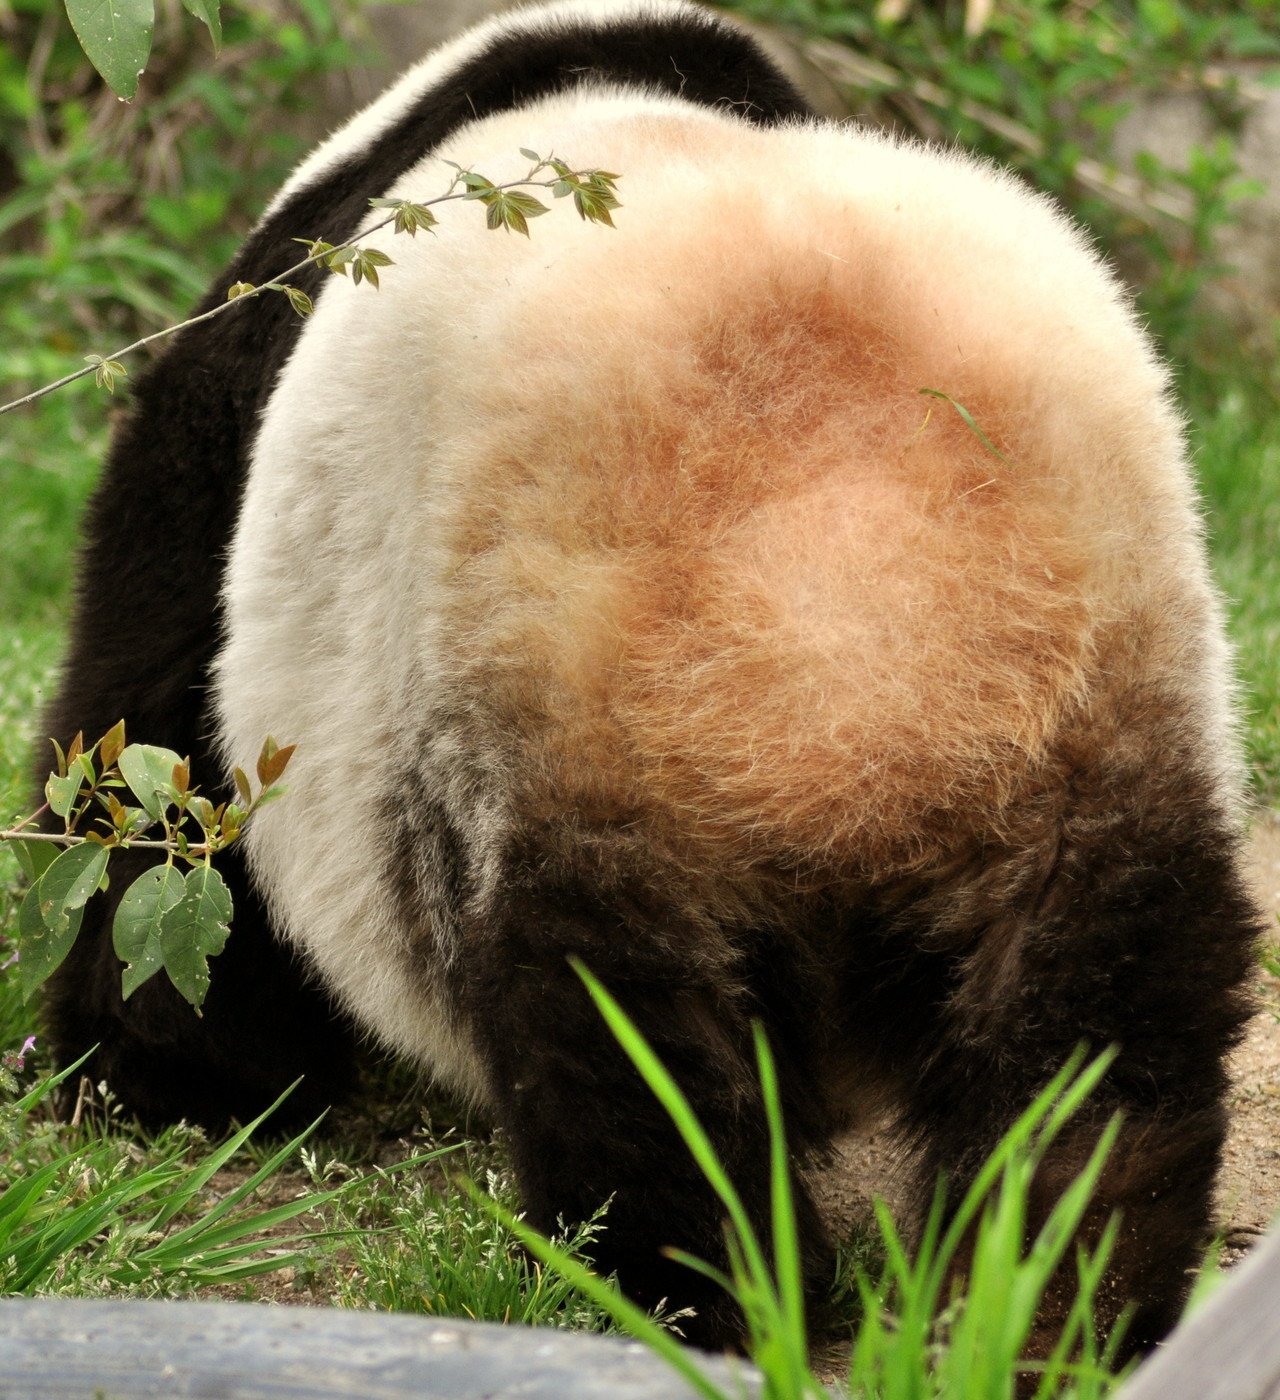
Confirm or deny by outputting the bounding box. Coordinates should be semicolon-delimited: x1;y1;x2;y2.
292;236;334;259
44;769;82;820
19;843;110;1001
283;284;314;318
369;197;437;236
114;863;186;999
63;0;154;100
457;170;496;195
482;190;549;237
37;842;109;929
83;354;127;393
10;839;58;884
160;864;233;1010
226;281;255;299
118;743;183;821
179;0;221;50
351;248;393;289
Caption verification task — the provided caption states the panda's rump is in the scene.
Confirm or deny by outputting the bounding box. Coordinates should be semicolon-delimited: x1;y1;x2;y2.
437;198;1108;884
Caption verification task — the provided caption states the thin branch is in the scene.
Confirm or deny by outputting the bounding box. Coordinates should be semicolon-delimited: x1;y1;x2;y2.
0;164;611;418
0;829;182;851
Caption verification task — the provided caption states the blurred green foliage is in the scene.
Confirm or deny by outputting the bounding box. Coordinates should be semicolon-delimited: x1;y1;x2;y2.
0;0;376;623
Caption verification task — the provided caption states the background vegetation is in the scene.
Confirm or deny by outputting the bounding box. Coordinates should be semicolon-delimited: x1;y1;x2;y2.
0;0;1276;1393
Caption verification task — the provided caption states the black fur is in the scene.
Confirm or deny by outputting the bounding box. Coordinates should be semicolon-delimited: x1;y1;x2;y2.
40;1;1260;1363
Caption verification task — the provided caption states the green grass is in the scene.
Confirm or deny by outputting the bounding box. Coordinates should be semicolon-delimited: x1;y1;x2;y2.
507;971;1129;1400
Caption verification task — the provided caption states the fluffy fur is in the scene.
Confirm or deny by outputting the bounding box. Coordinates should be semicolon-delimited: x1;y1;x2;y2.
45;0;1260;1359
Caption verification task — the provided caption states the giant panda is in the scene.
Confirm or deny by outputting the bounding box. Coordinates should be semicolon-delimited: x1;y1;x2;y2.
43;0;1262;1360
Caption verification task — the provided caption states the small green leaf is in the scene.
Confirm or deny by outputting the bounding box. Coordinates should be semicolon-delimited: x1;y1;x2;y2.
457;170;496;195
396;203;435;236
293;236;335;259
918;387;1011;463
118;743;184;821
249;784;288;812
351;248;393;289
85;354;128;393
227;281;256;299
283;284;314;318
114;863;186;999
179;0;221;50
369;197;437;236
45;769;83;821
481;190;548;237
519;147;542;162
160;864;233;1010
232;767;252;806
64;0;154;99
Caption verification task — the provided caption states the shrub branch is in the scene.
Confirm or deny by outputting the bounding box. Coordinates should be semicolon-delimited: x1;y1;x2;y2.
0;153;619;417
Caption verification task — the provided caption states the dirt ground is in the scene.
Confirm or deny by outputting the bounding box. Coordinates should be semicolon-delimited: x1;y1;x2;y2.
818;812;1280;1255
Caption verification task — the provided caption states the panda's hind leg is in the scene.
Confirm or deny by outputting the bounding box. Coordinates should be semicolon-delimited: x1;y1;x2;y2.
850;745;1260;1361
449;841;836;1349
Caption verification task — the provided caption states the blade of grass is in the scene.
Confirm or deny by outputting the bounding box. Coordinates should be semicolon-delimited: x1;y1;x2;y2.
489;1193;736;1400
573;961;773;1292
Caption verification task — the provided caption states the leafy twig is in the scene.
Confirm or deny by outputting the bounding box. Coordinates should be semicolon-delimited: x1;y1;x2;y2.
2;721;293;1011
0;153;620;417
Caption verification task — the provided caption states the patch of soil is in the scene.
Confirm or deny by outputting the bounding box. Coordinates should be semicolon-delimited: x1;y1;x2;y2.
817;812;1280;1253
1218;812;1280;1250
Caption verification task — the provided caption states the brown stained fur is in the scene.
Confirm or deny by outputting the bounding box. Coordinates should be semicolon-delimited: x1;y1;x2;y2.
439;258;1097;895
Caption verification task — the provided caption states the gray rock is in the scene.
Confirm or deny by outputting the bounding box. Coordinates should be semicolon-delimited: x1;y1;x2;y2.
0;1298;761;1400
